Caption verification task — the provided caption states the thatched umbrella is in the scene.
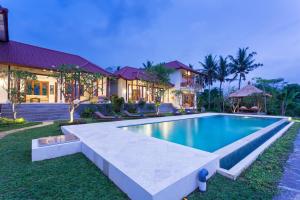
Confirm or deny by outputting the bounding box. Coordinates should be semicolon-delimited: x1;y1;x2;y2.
229;82;271;113
230;84;266;98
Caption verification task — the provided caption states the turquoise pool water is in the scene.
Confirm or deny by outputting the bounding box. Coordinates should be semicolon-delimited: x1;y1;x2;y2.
120;115;280;152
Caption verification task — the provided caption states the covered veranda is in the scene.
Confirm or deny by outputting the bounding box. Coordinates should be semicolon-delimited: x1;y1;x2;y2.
229;83;271;114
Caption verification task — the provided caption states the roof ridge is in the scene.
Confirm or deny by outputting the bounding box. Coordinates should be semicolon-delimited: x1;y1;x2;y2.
10;40;83;59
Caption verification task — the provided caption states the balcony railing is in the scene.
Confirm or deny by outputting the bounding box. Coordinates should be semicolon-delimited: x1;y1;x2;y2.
180;82;203;90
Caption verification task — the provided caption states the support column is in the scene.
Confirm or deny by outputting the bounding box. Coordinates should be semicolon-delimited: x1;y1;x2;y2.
106;77;110;98
101;77;104;95
7;65;11;100
125;79;128;101
60;72;63;102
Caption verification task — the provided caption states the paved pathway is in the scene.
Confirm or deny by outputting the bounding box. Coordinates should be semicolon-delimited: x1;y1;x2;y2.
274;129;300;200
0;121;54;139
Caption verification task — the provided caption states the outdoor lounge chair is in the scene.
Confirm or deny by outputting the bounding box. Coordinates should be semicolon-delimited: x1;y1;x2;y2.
250;106;259;113
123;110;143;118
185;109;198;114
239;106;250;112
94;111;119;120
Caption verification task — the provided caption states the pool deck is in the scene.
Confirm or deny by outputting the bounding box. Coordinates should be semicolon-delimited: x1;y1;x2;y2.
61;113;220;200
58;113;288;200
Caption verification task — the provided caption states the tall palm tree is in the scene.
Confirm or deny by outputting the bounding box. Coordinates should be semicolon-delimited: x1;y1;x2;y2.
228;47;263;89
142;60;154;71
200;54;218;110
216;56;230;112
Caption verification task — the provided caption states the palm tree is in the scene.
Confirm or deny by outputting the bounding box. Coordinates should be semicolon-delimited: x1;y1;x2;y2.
142;60;154;71
228;47;263;89
200;54;218;110
216;56;230;112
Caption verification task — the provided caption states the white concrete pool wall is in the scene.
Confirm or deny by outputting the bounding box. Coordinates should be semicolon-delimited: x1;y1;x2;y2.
61;113;220;200
59;112;289;200
217;121;294;179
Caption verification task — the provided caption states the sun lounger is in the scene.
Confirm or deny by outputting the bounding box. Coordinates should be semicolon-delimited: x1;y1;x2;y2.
94;111;119;119
239;106;250;112
250;106;259;113
123;110;143;118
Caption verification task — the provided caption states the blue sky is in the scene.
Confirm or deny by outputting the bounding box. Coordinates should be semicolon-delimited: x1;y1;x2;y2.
2;0;300;85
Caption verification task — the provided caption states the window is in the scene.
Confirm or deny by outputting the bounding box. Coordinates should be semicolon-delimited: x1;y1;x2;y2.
26;81;49;96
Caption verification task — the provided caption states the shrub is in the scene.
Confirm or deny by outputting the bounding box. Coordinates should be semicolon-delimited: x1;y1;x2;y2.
126;101;137;113
111;95;125;113
57;119;87;126
97;104;114;115
145;104;155;112
14;118;26;124
0;117;26;125
80;107;95;118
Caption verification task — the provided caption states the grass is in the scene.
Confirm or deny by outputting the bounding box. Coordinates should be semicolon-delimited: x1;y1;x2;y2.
0;121;41;132
0;121;299;200
0;124;128;200
188;122;300;200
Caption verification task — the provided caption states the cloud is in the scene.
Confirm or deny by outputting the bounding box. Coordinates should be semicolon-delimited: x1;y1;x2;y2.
2;0;300;84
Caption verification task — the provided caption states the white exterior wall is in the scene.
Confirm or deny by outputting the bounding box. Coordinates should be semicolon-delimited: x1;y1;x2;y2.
117;78;127;100
169;70;182;90
0;65;8;103
168;69;199;108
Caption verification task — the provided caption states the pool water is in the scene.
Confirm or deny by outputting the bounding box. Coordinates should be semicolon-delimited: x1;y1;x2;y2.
120;115;280;152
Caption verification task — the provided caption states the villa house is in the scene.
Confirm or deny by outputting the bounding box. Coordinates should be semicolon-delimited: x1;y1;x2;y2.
112;61;204;108
164;60;204;108
0;5;204;121
0;6;111;104
112;66;173;103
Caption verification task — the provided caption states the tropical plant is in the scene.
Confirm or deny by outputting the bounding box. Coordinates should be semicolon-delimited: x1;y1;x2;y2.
199;54;218;110
143;61;174;104
172;89;184;108
54;64;102;123
0;69;36;119
254;78;300;116
228;47;263;89
111;95;125;113
137;99;146;113
216;56;230;112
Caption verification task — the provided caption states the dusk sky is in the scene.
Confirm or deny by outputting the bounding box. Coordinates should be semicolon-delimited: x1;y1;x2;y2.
2;0;300;86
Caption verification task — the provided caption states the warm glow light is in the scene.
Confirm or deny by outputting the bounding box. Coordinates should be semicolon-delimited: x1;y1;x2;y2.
144;125;153;137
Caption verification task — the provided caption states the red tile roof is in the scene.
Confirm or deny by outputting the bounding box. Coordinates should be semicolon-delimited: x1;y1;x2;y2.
114;66;173;86
0;40;111;76
114;66;154;81
164;60;201;74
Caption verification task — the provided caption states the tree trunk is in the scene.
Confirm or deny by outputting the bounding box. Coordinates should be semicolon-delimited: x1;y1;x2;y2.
12;103;17;120
238;74;242;89
281;101;285;116
208;84;211;110
69;104;75;123
219;82;223;112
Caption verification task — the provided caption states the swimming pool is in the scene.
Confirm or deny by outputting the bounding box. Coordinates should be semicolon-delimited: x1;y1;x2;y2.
121;115;280;152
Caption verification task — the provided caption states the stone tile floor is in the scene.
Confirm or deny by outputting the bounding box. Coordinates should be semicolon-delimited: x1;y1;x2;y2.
274;130;300;200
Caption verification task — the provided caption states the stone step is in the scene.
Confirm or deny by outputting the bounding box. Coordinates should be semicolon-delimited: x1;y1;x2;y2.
1;103;80;122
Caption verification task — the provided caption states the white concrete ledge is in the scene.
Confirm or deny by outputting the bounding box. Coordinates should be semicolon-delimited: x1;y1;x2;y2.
217;121;294;180
32;138;81;162
62;117;219;200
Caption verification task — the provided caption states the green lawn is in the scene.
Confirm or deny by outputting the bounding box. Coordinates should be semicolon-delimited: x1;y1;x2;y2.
0;124;127;200
188;122;300;200
0;122;41;132
0;122;299;200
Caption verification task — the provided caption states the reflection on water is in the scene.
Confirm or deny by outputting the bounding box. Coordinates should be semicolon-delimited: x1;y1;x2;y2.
121;115;279;152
